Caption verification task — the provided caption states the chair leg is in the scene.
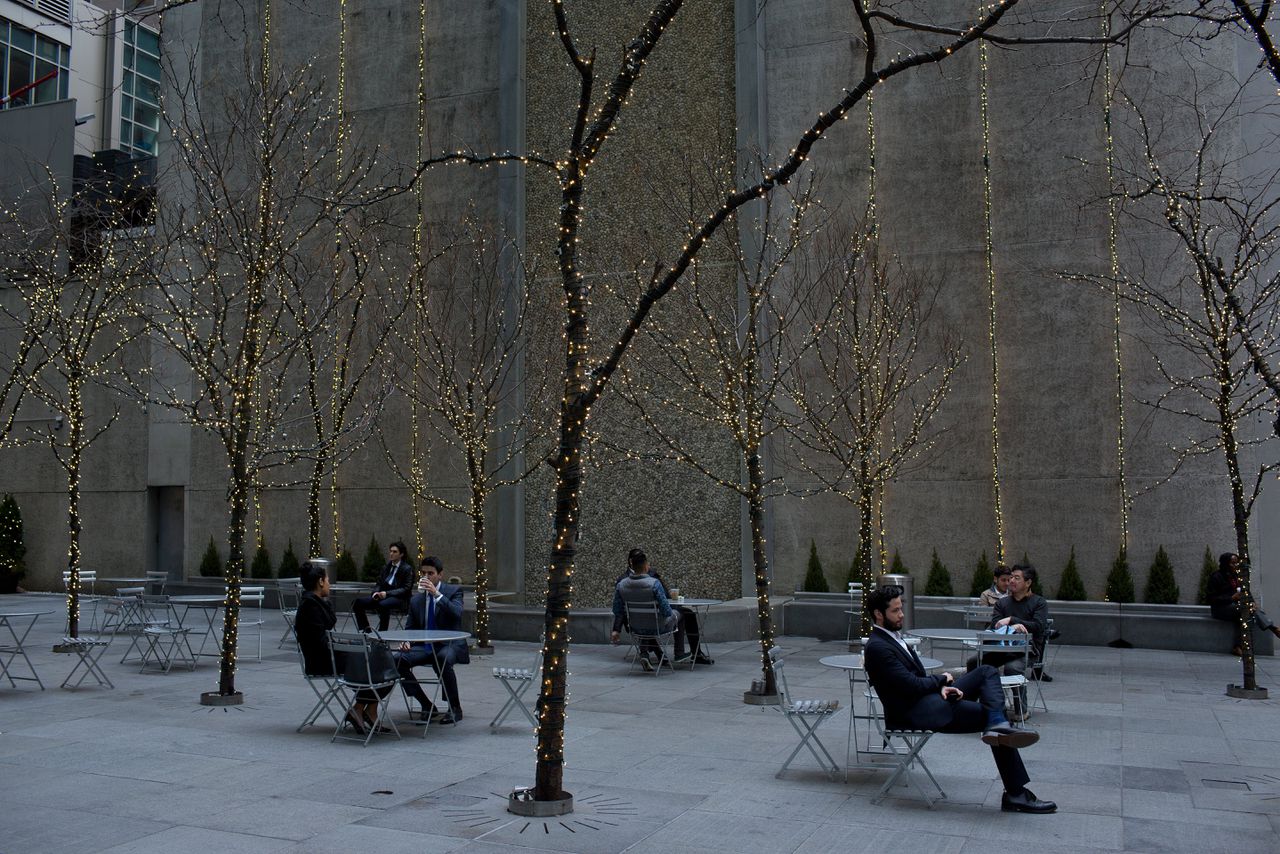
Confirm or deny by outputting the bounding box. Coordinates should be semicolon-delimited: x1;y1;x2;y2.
874;733;945;807
491;678;536;728
777;714;839;779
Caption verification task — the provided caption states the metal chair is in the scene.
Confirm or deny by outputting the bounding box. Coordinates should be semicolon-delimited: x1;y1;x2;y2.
62;569;100;632
328;630;401;746
144;571;168;596
845;582;863;647
766;647;840;779
119;595;179;663
136;598;197;673
490;642;542;729
99;588;145;636
623;598;677;674
866;684;945;807
975;630;1031;717
238;586;265;661
277;580;300;649
293;640;349;733
53;636;114;689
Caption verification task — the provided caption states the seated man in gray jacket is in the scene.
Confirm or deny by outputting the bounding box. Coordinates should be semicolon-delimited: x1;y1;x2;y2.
609;548;688;670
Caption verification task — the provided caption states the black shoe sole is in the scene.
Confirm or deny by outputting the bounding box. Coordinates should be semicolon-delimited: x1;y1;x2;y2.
1001;802;1057;813
982;730;1040;749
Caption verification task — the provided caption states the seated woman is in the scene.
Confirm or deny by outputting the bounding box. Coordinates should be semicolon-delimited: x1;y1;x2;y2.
295;560;392;734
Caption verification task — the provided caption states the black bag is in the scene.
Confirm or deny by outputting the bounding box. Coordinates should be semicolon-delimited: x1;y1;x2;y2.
344;638;399;684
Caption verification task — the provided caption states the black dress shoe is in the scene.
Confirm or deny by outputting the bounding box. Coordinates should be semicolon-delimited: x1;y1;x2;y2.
1038;672;1053;683
435;711;458;725
1002;788;1057;813
694;654;715;666
981;723;1039;749
344;711;368;735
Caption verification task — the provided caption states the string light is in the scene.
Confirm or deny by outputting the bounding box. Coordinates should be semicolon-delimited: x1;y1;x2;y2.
979;29;1005;563
1101;5;1130;549
329;0;350;558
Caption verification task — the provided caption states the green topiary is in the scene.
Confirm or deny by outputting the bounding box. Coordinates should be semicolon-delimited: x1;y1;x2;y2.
362;536;384;584
924;549;953;596
1197;546;1215;605
278;539;301;580
199;536;223;578
0;493;27;594
249;541;273;579
334;547;358;582
846;551;868;588
890;550;909;576
802;540;830;592
1144;545;1179;604
1104;546;1135;603
969;550;991;597
1056;546;1087;601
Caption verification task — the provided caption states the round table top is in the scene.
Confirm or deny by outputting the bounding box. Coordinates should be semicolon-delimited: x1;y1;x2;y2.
375;629;470;643
101;577;153;584
168;595;227;605
671;598;721;607
907;627;980;642
819;653;944;672
0;610;55;618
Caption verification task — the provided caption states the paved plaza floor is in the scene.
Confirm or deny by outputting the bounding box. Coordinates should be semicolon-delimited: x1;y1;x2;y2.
2;592;1279;853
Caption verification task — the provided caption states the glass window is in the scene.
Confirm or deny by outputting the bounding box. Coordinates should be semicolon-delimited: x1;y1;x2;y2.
125;20;135;45
132;124;156;153
136;53;160;80
133;102;158;131
123;70;133;95
136;28;159;57
135;76;159;105
9;26;32;54
34;58;55;101
7;50;32;105
121;94;133;120
36;39;57;62
1;24;70;110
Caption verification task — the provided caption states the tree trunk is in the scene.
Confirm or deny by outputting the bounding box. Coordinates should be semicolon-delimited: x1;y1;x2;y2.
471;481;491;648
64;375;84;639
857;466;876;639
746;449;777;695
1219;382;1256;691
219;421;250;697
307;455;324;557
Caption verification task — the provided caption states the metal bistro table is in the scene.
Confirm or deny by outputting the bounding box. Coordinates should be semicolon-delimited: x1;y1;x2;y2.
907;627;981;667
669;598;721;668
819;652;944;779
0;610;54;690
168;594;227;657
943;604;992;629
375;629;471;735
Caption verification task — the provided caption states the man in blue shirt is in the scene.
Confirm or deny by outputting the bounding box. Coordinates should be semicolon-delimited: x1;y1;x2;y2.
395;557;469;724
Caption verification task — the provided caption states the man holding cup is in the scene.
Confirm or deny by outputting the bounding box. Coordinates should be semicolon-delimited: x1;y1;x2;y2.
395;556;470;724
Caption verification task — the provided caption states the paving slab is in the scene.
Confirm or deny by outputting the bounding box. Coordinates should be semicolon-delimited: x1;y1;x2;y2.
2;593;1279;853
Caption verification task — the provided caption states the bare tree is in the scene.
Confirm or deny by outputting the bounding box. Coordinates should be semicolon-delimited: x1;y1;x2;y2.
381;223;550;651
138;48;388;702
609;183;824;697
0;167;151;637
1065;71;1279;692
784;218;964;638
406;0;1170;808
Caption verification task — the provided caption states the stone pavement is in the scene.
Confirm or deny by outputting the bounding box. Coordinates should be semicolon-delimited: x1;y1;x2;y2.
2;592;1279;853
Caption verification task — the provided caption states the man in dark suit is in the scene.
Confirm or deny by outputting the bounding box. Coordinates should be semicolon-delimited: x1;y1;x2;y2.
353;540;414;632
395;556;469;724
862;585;1056;814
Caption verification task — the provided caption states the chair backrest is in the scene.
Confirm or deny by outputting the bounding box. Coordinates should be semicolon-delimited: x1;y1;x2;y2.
622;597;667;637
974;630;1030;666
117;586;144;597
277;582;300;612
63;570;97;588
766;646;793;710
241;586;265;605
328;630;397;688
136;597;178;626
145;571;168;594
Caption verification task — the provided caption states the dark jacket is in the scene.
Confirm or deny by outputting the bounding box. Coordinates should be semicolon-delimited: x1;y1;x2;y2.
1206;569;1240;620
405;584;470;663
375;559;415;600
990;592;1048;656
862;627;949;730
295;591;337;676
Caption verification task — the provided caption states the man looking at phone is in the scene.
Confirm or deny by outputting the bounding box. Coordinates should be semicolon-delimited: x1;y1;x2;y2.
863;585;1055;813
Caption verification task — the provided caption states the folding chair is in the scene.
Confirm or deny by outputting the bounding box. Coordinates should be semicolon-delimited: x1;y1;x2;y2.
63;569;100;632
328;631;401;746
99;589;145;636
136;598;197;673
293;642;349;733
866;684;945;806
766;647;840;779
845;582;863;647
1027;620;1051;713
490;642;542;729
975;630;1031;718
119;595;178;663
623;598;677;675
277;580;300;649
54;636;114;689
145;571;168;596
238;586;265;661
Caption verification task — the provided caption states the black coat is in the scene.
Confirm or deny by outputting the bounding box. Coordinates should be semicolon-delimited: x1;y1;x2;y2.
862;628;951;730
374;559;415;600
295;591;337;676
405;584;470;664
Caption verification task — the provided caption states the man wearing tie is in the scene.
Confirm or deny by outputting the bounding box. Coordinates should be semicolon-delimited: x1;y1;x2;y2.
395;556;469;724
353;540;415;632
862;585;1056;814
